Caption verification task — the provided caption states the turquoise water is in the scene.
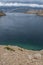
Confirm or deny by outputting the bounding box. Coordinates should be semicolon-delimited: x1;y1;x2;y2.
0;13;43;50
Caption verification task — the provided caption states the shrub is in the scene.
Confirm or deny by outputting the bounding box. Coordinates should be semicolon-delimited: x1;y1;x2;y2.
4;46;15;52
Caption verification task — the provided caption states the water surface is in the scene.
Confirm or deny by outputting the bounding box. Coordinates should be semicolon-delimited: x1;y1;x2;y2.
0;13;43;50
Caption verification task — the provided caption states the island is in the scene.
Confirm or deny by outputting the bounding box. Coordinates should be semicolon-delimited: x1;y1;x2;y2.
0;45;43;65
0;11;6;16
24;10;43;16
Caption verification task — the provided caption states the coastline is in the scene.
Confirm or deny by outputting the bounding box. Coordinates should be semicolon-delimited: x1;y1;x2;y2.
0;10;43;17
24;10;43;16
0;11;6;16
0;45;43;65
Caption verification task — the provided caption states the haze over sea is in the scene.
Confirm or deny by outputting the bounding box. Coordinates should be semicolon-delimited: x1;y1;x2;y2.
0;1;43;50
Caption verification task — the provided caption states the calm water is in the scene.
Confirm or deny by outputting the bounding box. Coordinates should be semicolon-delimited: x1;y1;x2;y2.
0;13;43;50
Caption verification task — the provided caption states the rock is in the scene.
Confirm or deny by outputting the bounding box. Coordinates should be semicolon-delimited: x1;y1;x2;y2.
0;11;6;16
33;53;41;59
28;55;33;60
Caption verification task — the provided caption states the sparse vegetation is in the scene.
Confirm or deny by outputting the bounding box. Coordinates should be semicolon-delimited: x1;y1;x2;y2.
4;46;15;52
18;48;23;51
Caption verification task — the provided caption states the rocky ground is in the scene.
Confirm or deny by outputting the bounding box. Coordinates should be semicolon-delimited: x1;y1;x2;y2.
24;10;43;16
0;45;43;65
0;11;6;16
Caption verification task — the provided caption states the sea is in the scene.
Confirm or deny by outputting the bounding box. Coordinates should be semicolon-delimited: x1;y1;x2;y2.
0;2;43;50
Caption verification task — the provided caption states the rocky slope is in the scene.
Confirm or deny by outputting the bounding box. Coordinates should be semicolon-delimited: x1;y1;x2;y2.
0;45;43;65
0;11;6;16
24;10;43;16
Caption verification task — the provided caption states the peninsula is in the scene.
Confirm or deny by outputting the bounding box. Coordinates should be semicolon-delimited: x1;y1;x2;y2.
24;10;43;16
0;11;6;16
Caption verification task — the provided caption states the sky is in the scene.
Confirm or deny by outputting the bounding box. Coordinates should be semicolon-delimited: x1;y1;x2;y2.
0;0;43;8
0;0;43;3
0;0;43;2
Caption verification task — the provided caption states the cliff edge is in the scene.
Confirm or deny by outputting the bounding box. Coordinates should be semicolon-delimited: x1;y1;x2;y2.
0;45;43;65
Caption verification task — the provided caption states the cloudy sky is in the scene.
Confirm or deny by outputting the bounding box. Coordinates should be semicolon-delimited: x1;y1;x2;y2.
0;0;43;3
0;0;42;1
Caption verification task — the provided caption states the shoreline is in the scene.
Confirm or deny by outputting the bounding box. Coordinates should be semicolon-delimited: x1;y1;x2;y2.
0;10;43;17
24;10;43;16
0;45;43;50
0;11;6;16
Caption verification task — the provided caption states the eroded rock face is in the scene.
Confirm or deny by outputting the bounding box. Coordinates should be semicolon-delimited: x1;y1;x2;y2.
0;45;43;65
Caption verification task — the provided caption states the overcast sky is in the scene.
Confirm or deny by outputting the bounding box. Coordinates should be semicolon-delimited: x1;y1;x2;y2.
0;0;43;3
